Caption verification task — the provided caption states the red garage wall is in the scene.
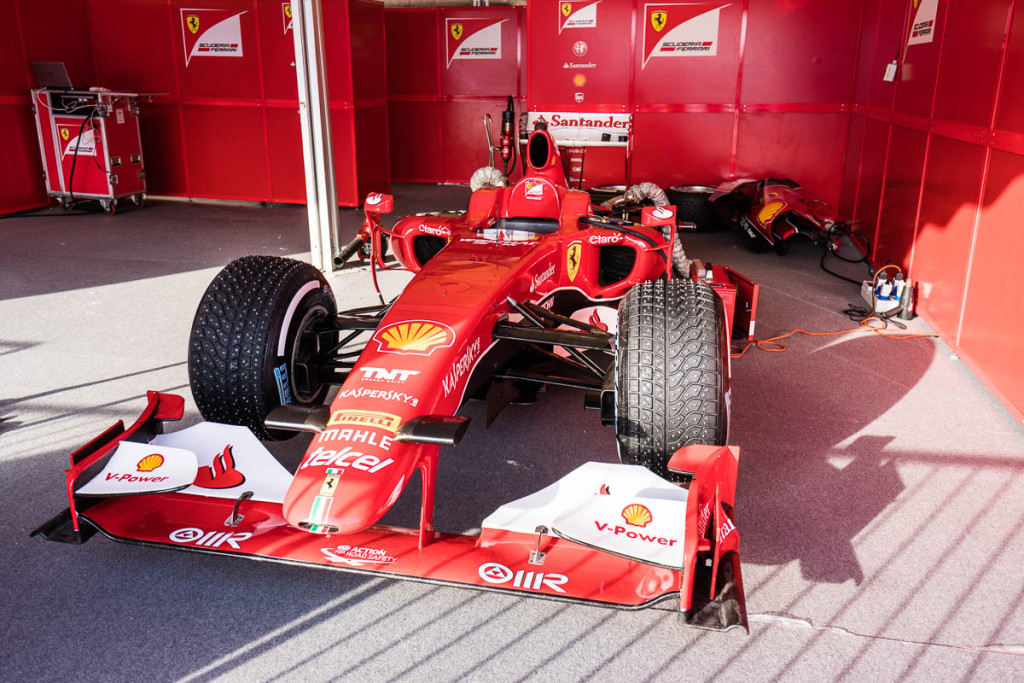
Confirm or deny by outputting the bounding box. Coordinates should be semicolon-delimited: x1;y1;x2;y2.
521;1;863;208
841;0;1024;423
2;0;386;213
385;6;525;184
86;0;388;207
1;0;98;216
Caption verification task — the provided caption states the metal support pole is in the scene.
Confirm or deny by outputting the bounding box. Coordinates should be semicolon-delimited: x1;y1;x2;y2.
292;0;339;272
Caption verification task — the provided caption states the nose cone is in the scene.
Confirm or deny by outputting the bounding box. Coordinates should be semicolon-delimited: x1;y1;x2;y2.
283;445;410;535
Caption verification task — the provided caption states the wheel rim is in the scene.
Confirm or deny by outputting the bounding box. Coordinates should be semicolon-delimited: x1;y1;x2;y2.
289;304;331;403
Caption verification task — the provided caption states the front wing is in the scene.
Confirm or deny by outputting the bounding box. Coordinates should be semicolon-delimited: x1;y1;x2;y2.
33;392;747;631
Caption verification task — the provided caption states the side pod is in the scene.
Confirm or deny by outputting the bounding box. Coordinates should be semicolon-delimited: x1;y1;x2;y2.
669;444;747;632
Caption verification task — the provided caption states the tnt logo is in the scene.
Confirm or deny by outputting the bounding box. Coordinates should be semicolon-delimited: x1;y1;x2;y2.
358;367;420;382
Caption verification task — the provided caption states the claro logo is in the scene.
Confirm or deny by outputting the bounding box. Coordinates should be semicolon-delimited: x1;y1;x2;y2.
478;562;568;593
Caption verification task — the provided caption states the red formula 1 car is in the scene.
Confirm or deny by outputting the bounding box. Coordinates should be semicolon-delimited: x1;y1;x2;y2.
35;126;747;631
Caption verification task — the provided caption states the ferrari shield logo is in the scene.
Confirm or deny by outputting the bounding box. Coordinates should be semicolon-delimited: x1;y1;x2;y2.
284;4;292;19
651;11;667;32
451;23;463;40
561;3;572;17
567;241;582;282
59;128;70;141
186;14;200;34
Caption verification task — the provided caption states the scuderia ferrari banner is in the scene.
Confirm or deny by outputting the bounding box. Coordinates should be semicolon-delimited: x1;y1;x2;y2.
558;1;601;34
907;0;938;46
446;17;507;68
181;7;247;67
642;2;730;68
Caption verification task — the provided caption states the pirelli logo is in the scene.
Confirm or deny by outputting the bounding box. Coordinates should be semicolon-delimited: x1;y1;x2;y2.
327;410;402;433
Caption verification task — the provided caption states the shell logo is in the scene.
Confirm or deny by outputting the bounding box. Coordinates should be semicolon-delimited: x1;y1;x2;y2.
373;320;455;356
572;73;587;87
757;201;786;225
621;503;653;528
137;454;165;472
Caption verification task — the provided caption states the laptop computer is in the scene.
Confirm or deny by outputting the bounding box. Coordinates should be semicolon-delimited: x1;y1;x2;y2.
31;61;74;89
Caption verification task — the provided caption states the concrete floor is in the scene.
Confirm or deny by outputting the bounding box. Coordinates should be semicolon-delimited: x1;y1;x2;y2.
2;186;1023;682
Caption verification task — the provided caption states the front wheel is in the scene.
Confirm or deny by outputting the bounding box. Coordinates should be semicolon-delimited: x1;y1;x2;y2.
615;280;729;480
188;256;337;440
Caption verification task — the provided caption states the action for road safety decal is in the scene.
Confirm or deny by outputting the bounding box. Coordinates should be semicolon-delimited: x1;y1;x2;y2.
445;17;507;67
642;2;730;68
181;8;246;66
559;1;600;34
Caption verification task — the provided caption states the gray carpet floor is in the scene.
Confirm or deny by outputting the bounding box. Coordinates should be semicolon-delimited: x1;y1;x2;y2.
2;185;1023;682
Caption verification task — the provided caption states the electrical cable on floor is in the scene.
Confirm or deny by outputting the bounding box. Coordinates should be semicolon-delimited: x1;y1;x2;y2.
820;222;873;285
732;263;936;358
730;321;937;358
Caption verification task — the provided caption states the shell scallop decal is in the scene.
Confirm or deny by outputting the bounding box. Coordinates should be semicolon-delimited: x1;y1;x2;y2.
136;454;165;472
372;320;456;356
621;504;653;528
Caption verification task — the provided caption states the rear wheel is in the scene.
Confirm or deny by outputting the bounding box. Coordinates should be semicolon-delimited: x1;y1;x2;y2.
188;255;337;440
615;280;729;480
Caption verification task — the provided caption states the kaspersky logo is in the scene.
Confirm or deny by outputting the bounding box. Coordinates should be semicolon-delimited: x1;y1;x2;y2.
373;320;455;356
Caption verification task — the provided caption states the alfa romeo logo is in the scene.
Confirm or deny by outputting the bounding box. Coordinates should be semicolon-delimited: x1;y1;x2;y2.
573;41;588;56
479;562;514;584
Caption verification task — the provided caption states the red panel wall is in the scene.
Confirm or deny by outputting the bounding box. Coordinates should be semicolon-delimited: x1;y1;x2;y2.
841;0;1024;423
385;6;524;184
1;0;100;215
83;0;386;207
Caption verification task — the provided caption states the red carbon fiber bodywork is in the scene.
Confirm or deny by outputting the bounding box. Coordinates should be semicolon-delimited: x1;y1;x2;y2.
283;130;671;537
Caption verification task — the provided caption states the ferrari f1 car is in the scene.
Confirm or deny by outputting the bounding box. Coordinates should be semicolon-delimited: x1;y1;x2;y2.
35;125;747;631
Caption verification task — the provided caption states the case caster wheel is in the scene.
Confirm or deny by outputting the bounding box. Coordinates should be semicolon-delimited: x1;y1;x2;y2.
131;194;146;207
101;199;117;215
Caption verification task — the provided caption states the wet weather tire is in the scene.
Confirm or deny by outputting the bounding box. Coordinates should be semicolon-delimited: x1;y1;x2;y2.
188;255;337;441
615;279;729;481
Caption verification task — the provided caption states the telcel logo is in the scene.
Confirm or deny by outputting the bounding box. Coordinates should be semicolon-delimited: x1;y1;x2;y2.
478;562;568;593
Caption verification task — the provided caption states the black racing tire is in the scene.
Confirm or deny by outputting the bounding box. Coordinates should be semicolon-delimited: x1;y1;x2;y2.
615;279;729;481
666;185;722;232
188;255;337;441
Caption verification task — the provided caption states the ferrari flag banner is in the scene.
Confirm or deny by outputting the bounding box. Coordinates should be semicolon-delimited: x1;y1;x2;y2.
907;0;937;46
181;8;247;66
642;2;730;68
558;1;600;34
445;17;507;68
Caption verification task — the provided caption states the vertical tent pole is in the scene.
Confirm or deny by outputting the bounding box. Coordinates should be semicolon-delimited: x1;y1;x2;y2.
292;0;339;272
